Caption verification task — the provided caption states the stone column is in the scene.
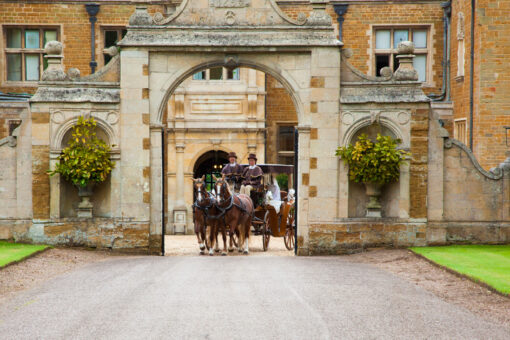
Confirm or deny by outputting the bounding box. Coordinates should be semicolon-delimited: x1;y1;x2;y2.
173;143;187;234
175;144;185;208
296;125;311;256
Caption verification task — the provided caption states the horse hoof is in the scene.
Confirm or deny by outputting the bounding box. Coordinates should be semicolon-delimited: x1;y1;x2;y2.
221;252;227;256
215;248;221;253
228;248;234;252
243;250;249;255
200;250;205;255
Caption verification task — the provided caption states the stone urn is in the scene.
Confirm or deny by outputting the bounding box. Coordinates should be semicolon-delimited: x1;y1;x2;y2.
364;182;383;218
76;183;95;218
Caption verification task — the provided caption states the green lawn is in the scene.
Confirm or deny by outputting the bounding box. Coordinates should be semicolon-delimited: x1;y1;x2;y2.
410;245;510;295
0;241;49;268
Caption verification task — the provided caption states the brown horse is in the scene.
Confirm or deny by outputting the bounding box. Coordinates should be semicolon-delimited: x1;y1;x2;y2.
192;176;227;256
213;174;254;254
192;176;214;255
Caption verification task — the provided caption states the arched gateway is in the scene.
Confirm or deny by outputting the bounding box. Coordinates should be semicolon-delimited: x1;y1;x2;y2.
27;0;443;255
116;1;342;254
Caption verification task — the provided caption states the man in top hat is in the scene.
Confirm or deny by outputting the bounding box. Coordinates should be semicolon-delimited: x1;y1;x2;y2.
221;152;243;192
240;153;264;197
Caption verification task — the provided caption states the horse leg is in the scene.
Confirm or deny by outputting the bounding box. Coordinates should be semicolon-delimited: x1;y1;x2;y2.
208;224;216;256
237;224;244;253
214;228;220;253
196;232;205;255
228;222;235;252
221;224;228;256
243;222;250;254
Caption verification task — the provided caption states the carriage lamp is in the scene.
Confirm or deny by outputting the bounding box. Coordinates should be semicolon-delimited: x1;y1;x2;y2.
505;126;510;147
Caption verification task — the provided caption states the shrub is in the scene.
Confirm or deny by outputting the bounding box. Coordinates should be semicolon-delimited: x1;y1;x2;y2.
276;173;289;191
336;133;409;184
48;116;115;187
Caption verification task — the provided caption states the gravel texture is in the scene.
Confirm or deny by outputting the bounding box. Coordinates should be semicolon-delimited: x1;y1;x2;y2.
0;243;509;339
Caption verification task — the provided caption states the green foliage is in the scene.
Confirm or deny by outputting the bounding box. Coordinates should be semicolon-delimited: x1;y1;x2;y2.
48;116;115;187
336;133;410;184
276;173;289;191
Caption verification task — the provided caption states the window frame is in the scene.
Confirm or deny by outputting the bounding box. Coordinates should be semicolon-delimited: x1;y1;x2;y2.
371;25;431;85
2;25;60;85
276;124;296;165
99;26;127;67
191;67;241;82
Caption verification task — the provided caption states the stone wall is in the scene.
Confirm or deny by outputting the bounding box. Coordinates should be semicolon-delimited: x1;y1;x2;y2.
443;140;505;221
13;219;150;252
427;113;510;245
0;102;32;227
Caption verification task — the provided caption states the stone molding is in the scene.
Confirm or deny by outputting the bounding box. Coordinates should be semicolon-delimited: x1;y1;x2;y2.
50;109;120;158
150;0;314;26
444;138;504;180
340;110;409;148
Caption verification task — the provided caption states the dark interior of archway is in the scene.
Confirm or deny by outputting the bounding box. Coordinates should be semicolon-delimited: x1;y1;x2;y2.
193;150;229;192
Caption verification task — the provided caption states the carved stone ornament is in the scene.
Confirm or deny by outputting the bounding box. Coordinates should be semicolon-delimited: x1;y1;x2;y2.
225;10;236;25
342;112;354;125
457;12;465;40
129;6;154;26
210;0;250;8
397;111;410;125
224;55;239;70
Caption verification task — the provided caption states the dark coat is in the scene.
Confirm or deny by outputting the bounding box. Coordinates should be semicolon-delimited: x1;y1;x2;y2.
242;166;263;187
221;163;243;181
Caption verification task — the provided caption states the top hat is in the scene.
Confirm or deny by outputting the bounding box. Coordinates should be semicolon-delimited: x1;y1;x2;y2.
248;153;257;162
227;152;237;159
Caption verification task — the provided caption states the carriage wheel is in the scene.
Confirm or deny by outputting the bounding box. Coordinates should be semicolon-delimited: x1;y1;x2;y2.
284;225;295;251
262;211;271;251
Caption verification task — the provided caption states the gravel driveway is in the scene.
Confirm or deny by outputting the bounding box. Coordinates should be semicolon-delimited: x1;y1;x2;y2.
0;254;508;339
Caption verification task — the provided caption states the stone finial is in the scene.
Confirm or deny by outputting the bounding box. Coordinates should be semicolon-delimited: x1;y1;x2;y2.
42;41;69;82
307;0;332;26
45;41;62;55
129;6;154;26
393;41;419;81
380;67;393;78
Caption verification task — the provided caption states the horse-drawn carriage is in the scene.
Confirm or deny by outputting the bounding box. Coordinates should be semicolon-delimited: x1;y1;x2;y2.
192;164;296;255
249;164;296;252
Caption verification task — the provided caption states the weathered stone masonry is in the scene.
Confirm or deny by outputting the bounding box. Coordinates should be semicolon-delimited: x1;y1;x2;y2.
1;1;509;254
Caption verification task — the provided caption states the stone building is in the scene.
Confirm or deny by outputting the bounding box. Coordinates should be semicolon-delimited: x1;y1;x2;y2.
0;0;509;254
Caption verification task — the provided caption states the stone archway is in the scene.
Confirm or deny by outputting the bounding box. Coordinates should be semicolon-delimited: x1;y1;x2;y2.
118;1;342;254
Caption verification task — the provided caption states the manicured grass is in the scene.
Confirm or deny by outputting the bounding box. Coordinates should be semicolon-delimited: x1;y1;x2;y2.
410;245;510;295
0;241;49;268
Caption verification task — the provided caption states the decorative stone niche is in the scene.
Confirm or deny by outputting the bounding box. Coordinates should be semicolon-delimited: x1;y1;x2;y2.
49;109;120;219
340;110;410;219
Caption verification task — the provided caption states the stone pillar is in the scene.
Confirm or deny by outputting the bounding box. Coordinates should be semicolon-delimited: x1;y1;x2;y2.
175;144;185;206
399;161;410;219
173;143;187;234
296;125;311;256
